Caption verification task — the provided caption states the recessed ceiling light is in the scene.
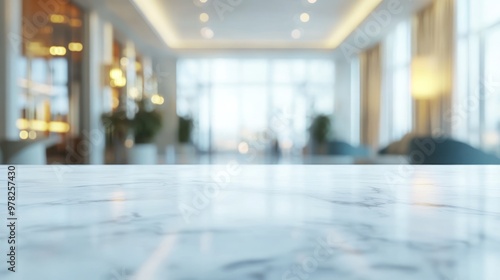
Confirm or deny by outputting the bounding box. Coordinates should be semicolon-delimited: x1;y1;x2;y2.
291;29;301;39
200;0;207;3
200;13;209;22
308;0;317;3
300;13;310;23
201;27;214;39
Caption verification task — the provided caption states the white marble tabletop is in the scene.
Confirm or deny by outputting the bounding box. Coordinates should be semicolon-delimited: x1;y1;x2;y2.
0;165;499;280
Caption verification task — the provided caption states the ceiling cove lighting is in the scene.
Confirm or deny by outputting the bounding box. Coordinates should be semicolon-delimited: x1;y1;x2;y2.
130;0;180;48
326;0;383;49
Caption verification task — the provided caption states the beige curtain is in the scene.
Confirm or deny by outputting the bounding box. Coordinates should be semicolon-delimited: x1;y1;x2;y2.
360;44;382;149
413;0;455;135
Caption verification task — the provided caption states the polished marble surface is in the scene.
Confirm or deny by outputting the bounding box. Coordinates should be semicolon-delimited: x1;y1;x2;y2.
0;165;499;280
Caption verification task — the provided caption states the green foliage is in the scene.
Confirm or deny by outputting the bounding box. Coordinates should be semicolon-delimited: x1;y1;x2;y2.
132;107;162;144
101;110;129;139
309;115;331;144
178;116;193;144
102;101;162;144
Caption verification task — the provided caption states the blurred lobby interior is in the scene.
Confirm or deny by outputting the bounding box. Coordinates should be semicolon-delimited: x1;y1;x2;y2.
1;0;500;165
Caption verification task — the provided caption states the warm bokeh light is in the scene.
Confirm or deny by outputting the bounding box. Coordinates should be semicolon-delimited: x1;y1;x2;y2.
300;13;310;23
135;62;142;71
200;13;209;22
26;42;49;56
291;29;301;39
129;87;140;100
201;27;214;39
112;96;120;109
110;77;127;88
238;142;250;154
28;131;37;140
19;131;29;140
120;57;129;66
412;56;440;99
17;119;70;133
110;68;123;80
49;46;67;56
51;122;71;133
68;42;83;52
125;139;134;148
50;14;65;23
151;94;165;105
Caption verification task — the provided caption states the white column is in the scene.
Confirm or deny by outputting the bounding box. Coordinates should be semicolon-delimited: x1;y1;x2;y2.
102;23;114;113
142;56;153;99
0;0;22;141
155;58;178;155
124;41;137;119
80;11;112;164
333;57;354;143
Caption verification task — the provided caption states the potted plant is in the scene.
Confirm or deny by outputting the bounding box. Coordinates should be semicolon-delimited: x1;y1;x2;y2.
102;109;129;163
102;100;162;164
178;116;193;144
308;114;332;155
176;116;195;157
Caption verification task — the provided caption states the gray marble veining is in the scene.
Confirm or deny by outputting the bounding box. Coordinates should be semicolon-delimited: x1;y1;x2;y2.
0;165;499;280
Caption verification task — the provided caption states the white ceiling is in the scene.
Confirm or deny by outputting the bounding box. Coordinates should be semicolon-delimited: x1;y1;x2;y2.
73;0;433;56
160;0;358;46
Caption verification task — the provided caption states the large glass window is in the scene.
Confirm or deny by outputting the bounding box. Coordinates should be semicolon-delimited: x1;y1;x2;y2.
380;20;412;147
177;59;335;153
455;0;500;155
19;0;84;145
